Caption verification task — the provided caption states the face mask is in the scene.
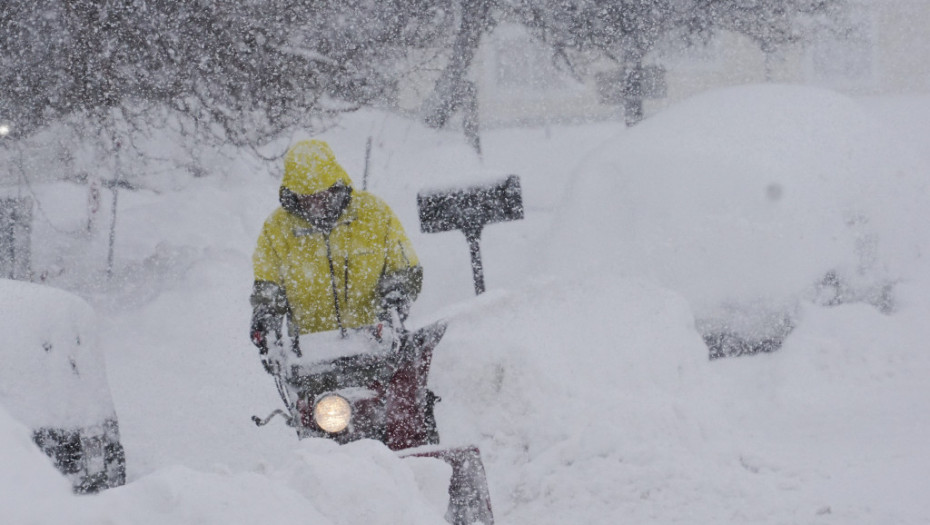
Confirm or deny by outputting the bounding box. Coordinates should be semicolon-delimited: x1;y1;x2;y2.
284;185;352;231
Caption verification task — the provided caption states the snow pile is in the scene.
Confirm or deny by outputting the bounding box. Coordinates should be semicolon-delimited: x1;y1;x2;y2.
547;85;929;317
0;420;450;524
1;85;929;524
0;279;117;429
431;273;930;523
0;406;74;523
74;439;451;525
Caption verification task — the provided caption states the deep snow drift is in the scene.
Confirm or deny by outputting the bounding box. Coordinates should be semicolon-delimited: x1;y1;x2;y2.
2;84;930;524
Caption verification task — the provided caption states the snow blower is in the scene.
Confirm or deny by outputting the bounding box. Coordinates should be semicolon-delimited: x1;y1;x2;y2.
253;320;494;524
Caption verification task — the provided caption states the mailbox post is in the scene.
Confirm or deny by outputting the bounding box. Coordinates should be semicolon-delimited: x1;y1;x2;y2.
418;175;524;295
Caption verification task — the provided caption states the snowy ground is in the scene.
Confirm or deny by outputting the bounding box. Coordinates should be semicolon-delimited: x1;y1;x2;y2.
2;84;930;524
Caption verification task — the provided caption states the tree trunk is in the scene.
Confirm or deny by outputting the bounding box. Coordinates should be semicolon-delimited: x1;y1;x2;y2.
422;0;491;129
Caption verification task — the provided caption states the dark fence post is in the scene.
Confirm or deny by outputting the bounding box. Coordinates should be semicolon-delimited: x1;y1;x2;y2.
0;196;34;280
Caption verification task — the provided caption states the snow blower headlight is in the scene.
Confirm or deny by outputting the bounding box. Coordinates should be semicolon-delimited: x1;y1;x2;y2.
313;394;351;433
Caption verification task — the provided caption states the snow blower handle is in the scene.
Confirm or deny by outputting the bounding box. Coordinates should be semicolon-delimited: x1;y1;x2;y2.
253;335;298;428
259;315;302;376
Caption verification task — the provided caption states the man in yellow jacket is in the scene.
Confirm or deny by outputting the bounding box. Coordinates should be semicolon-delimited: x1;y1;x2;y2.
250;140;422;352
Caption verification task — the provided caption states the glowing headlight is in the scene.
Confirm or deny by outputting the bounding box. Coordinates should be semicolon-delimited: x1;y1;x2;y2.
313;394;351;433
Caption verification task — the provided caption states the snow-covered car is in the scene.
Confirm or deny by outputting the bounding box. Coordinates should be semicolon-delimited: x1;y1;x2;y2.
0;278;125;493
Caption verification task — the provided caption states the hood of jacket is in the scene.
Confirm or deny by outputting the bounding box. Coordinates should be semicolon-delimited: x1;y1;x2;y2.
281;140;354;196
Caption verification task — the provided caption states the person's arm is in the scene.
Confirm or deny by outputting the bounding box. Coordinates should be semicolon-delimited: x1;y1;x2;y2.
250;223;287;353
377;209;422;320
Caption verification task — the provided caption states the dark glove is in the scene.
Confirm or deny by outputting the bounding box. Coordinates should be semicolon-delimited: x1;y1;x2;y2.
250;320;266;354
376;267;422;323
379;290;411;323
249;280;287;355
249;311;281;355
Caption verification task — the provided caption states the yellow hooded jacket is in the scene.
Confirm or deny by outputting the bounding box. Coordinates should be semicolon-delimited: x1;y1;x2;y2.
252;140;421;334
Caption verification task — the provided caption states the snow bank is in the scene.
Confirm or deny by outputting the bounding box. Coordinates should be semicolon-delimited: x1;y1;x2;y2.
430;253;930;524
69;439;450;525
0;406;73;522
546;84;930;317
0;412;451;525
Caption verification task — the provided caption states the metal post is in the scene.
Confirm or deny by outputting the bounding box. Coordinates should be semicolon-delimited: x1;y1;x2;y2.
106;140;121;279
362;136;372;191
106;185;119;278
4;206;13;279
9;205;17;279
464;228;485;295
